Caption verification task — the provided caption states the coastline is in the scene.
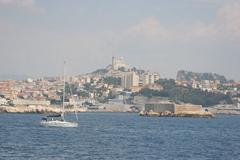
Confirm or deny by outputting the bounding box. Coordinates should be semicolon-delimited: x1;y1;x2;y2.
139;110;215;118
1;105;240;115
206;107;240;115
0;105;87;113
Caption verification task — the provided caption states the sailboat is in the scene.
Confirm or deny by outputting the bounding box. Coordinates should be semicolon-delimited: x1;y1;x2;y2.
40;62;78;127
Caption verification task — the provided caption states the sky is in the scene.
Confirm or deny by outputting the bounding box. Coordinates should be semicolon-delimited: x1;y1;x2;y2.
0;0;240;80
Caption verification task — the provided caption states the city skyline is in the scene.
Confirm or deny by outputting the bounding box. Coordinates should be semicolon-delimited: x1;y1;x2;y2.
0;0;240;80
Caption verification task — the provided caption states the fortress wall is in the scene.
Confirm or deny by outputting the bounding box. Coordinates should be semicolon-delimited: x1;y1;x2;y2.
175;104;204;114
145;103;175;113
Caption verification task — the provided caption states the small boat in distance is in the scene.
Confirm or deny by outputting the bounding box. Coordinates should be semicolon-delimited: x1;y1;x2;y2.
40;61;78;128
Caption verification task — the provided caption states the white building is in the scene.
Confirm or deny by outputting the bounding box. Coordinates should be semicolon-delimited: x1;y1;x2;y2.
121;72;139;89
69;98;96;106
140;72;160;86
0;98;7;105
112;56;129;70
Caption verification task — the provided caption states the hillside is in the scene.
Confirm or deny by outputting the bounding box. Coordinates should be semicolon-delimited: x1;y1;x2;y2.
176;70;227;83
138;79;233;107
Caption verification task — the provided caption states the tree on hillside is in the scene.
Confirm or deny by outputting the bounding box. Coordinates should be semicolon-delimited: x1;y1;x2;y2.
138;79;233;107
103;77;121;86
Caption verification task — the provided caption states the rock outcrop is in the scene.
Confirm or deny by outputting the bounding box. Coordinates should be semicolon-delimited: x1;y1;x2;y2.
176;70;227;83
140;103;214;118
206;105;240;115
139;109;214;118
175;111;214;118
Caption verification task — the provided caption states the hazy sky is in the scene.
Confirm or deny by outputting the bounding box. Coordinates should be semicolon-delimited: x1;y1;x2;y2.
0;0;240;80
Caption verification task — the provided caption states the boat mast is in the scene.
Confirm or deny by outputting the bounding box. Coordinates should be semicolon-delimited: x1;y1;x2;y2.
62;61;66;120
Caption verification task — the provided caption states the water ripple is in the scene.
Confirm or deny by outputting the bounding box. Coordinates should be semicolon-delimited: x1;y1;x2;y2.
0;113;240;160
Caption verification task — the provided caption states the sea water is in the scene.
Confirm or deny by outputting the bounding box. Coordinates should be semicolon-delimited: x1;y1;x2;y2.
0;113;240;160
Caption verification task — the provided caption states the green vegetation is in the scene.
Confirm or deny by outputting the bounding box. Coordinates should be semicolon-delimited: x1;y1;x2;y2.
65;82;89;98
92;68;108;75
218;84;240;91
138;79;233;107
103;76;121;86
65;83;77;94
83;83;95;92
176;70;227;83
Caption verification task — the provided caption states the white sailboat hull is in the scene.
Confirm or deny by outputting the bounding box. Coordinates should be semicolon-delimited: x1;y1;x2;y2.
40;62;78;128
40;120;78;128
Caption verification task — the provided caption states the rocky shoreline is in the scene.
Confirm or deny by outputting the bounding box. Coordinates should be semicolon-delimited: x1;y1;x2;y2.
139;110;215;118
0;105;87;113
206;108;240;115
1;105;240;116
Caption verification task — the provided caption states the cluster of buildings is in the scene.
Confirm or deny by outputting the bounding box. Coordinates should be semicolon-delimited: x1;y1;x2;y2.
175;79;240;96
0;77;61;106
175;80;220;92
1;57;239;112
0;57;161;112
111;56;160;91
175;77;240;108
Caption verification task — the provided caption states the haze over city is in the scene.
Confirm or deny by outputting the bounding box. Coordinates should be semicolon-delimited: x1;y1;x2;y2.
0;0;240;80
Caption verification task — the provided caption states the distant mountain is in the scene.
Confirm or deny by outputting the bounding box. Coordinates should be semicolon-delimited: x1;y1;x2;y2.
176;70;227;83
0;74;30;80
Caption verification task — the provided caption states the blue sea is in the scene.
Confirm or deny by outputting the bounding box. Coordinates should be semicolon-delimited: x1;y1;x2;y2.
0;113;240;160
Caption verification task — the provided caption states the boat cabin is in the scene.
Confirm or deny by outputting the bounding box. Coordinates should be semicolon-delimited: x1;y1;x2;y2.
42;114;64;122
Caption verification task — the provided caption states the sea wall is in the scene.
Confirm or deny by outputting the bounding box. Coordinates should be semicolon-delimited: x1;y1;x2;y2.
145;103;175;113
174;104;204;114
99;104;132;112
140;103;214;118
